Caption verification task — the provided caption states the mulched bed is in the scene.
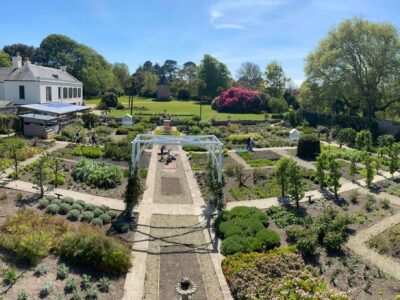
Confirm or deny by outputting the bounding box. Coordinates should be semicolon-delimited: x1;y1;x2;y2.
161;177;182;196
250;150;281;160
159;245;207;300
267;190;400;300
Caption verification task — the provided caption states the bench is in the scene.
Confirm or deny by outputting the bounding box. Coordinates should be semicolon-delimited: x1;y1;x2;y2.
54;193;63;199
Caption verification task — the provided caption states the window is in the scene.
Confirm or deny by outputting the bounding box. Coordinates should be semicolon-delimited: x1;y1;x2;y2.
19;86;25;99
69;88;72;98
73;88;77;98
46;86;52;101
58;87;61;99
63;87;67;98
78;88;81;98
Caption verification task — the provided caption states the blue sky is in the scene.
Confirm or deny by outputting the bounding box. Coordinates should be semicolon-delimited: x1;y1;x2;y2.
1;0;400;85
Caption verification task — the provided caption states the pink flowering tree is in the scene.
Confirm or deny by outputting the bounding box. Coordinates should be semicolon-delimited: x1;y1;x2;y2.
211;87;267;113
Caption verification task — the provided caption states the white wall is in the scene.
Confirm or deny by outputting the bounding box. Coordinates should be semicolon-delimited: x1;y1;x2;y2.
4;81;41;105
0;82;5;99
3;80;83;105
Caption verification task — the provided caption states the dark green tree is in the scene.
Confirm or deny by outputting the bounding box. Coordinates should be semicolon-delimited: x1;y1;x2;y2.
124;168;144;218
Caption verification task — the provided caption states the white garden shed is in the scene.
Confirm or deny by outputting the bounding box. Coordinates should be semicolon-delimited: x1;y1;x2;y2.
121;114;133;126
289;128;301;141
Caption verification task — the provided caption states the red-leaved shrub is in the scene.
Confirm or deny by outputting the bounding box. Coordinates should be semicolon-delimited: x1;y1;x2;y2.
212;88;267;113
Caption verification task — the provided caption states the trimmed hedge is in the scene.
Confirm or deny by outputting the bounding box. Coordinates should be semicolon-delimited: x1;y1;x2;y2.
296;134;320;160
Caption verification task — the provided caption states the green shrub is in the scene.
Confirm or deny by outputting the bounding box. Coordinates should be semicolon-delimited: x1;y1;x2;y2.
297;134;321;160
71;203;84;212
285;225;304;242
59;226;132;274
40;282;53;297
107;210;118;219
16;231;53;264
81;274;92;290
99;213;111;224
75;200;86;208
93;208;104;218
381;198;391;210
46;204;60;215
81;211;94;222
296;233;318;256
85;204;96;211
73;146;102;159
57;263;69;280
51;199;62;206
62;197;75;205
72;290;81;300
38;198;50;209
64;277;77;293
99;277;110;292
91;218;103;227
323;231;345;251
85;287;98;299
59;203;72;215
45;195;56;201
3;267;18;285
34;263;48;276
72;159;123;189
17;290;29;300
227;133;262;144
115;127;130;135
99;204;110;212
255;229;281;250
67;209;81;221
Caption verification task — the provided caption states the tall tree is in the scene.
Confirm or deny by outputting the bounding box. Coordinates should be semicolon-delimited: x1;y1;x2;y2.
32;154;51;198
265;60;287;97
162;60;178;80
236;62;263;91
288;160;305;208
0;51;11;67
113;63;130;93
198;54;231;100
1;138;26;179
140;71;158;97
304;17;400;118
3;44;43;64
124;168;144;218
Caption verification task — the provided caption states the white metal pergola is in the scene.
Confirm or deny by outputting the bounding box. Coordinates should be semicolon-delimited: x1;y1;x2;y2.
131;134;224;182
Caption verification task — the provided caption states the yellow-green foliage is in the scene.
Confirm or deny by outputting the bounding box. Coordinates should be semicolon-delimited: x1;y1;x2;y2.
226;133;262;143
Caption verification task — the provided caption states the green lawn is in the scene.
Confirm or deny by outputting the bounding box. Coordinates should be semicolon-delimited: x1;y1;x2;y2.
85;96;265;121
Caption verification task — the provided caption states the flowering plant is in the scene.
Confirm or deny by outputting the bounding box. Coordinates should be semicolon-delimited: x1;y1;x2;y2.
211;88;267;113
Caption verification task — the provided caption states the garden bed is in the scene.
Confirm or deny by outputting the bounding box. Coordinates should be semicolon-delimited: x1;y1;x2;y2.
237;150;281;167
372;178;400;197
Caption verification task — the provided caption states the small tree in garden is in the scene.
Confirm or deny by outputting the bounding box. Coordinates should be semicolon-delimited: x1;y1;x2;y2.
355;130;372;151
327;157;341;199
124;168;144;218
49;154;63;187
275;158;290;197
349;155;357;180
364;155;375;188
232;163;250;187
377;134;395;149
32;154;52;198
1;137;26;179
288;160;304;208
316;154;327;189
337;128;356;147
388;143;399;175
99;92;118;109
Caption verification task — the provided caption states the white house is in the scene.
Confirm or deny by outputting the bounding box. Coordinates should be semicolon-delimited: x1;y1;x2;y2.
121;114;133;126
0;55;83;105
289;128;301;141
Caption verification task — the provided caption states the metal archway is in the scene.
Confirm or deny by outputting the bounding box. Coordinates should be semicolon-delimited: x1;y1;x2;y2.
131;134;224;182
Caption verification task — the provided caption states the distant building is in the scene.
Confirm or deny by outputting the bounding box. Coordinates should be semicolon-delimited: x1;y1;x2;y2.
121;114;133;126
289;128;301;141
0;54;83;105
156;76;170;100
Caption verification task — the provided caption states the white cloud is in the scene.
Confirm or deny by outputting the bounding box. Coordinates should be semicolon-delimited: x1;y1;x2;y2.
209;0;287;30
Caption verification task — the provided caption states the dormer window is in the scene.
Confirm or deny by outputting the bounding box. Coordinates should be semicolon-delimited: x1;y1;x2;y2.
52;74;59;79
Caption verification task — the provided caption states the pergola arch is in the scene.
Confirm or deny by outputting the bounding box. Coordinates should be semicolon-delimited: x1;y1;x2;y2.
131;134;224;182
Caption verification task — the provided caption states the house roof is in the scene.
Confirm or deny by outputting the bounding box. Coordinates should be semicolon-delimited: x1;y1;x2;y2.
19;113;58;121
0;100;14;108
0;63;81;83
20;103;90;115
290;128;299;133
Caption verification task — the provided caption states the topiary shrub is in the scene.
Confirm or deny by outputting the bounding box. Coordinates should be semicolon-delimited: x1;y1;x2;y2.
81;211;94;222
99;214;111;224
67;209;81;222
91;218;103;227
255;229;281;250
106;210;118;220
62;197;75;205
99;205;110;212
38;198;50;209
51;199;62;206
75;200;86;208
46;204;60;215
59;203;72;215
45;195;56;202
59;226;132;274
296;134;321;160
93;208;104;218
71;203;84;212
84;204;96;212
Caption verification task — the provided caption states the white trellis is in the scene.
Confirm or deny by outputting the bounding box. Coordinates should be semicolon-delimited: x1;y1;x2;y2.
131;134;224;182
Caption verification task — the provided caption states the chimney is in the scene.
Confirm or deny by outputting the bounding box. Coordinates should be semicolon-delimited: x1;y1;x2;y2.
60;66;67;72
12;53;22;69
